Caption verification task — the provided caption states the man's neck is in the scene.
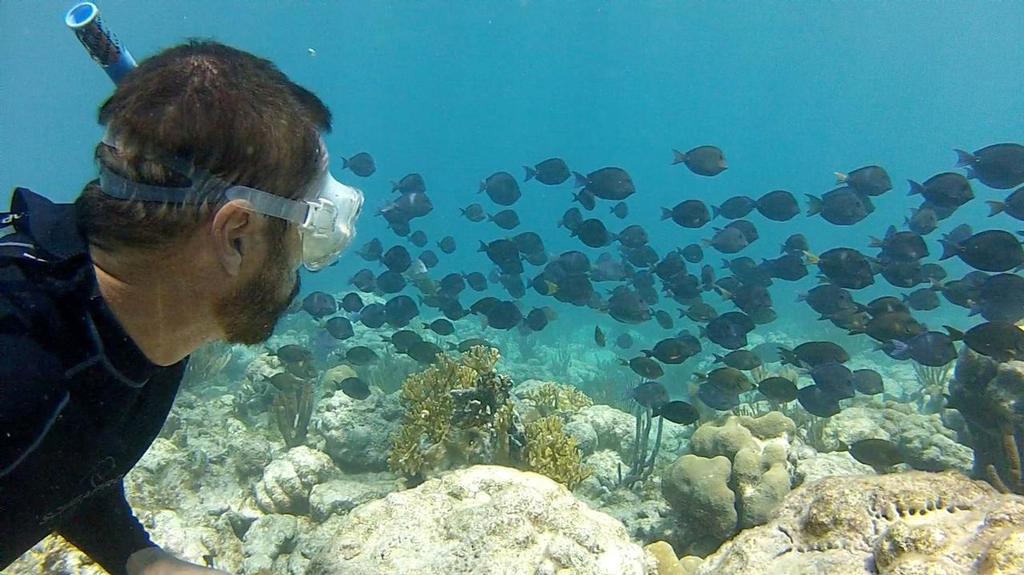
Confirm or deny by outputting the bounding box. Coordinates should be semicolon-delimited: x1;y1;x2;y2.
90;246;218;366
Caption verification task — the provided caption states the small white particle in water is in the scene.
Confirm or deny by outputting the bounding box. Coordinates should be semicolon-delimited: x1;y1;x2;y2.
308;48;317;57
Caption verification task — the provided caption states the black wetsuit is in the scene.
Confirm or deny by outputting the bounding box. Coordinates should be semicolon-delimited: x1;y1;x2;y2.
0;188;186;575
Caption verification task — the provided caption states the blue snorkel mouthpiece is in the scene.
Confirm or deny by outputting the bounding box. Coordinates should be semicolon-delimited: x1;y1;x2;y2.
65;2;137;84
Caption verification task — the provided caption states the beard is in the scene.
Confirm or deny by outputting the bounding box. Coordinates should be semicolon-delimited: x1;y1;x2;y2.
214;233;301;345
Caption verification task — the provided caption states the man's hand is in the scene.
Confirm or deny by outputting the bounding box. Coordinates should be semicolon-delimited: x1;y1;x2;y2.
126;547;232;575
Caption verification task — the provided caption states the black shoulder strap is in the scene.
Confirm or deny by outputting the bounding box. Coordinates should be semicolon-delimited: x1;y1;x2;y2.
0;188;85;265
0;188;41;262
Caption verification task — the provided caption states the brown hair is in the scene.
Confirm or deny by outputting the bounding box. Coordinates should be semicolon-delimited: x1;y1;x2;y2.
75;39;332;252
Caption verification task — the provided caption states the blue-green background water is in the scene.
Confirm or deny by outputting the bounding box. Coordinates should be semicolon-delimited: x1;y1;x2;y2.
2;1;1023;368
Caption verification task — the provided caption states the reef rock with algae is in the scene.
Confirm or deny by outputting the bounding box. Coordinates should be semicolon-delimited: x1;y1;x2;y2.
695;471;1024;575
306;465;650;575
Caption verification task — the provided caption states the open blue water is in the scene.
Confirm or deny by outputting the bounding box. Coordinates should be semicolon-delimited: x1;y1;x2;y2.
2;1;1023;382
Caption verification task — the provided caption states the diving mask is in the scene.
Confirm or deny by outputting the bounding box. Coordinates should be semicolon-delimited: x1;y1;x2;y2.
97;135;364;271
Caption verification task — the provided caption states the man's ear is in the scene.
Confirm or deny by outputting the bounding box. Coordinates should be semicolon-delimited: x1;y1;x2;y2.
211;200;253;276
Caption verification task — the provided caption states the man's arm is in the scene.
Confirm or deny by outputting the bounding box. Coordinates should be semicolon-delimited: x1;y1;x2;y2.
56;479;157;575
57;481;230;575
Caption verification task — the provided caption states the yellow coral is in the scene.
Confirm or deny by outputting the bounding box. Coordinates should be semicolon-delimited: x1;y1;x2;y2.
388;346;504;479
525;415;591;490
524;382;594;418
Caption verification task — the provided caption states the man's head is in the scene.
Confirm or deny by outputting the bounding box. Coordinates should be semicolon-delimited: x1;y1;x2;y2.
76;40;332;345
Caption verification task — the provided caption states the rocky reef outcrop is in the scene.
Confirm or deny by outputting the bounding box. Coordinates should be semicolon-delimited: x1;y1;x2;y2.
693;471;1024;574
306;465;650;575
948;348;1024;494
816;402;974;473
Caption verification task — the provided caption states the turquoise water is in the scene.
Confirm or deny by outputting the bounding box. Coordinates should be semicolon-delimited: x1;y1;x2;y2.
4;3;1024;572
2;0;1024;396
2;1;1023;400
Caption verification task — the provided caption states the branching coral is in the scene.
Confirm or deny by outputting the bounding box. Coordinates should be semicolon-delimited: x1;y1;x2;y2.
389;346;593;490
524;415;590;490
388;346;517;484
523;382;594;418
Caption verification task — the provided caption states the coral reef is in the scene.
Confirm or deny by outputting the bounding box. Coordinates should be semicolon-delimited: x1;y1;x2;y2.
387;349;599;490
620;402;667;489
695;471;1024;574
521;381;594;418
315;386;403;472
523;415;590;490
387;346;519;484
645;541;686;575
252;446;335;515
308;476;397;522
661;412;796;556
182;341;236;391
305;465;650;575
266;369;317;448
816;402;975;474
948;347;1024;494
563;404;692;465
911;359;954;414
790;449;875;486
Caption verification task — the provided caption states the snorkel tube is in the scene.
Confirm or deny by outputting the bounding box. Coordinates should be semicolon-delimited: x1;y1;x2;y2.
65;2;137;84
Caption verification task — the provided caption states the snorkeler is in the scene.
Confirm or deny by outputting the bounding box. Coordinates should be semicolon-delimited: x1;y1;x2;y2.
0;8;362;574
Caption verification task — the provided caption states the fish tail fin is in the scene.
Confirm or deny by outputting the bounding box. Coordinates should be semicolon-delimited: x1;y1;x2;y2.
660;207;673;221
671;149;687;165
573;171;589;188
938;238;959;261
803;250;820;265
713;353;724;363
987;201;1005;217
805;194;822;216
868;236;884;248
943;325;965;341
954;148;975;168
777;347;797;367
524;165;536;182
342;156;350;169
712;205;721;219
907;179;924;196
478;180;487;193
834;171;848;184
